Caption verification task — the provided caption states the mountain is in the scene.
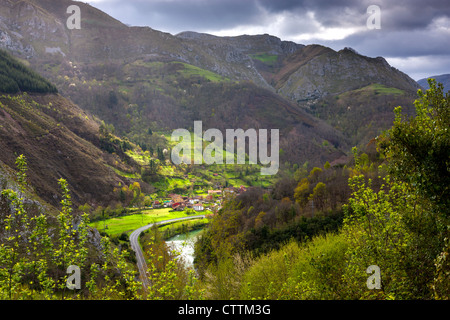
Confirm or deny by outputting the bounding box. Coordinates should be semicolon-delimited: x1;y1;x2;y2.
0;0;421;167
0;49;150;208
418;74;450;92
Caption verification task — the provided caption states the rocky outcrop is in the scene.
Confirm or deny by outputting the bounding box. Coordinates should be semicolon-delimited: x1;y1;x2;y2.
276;47;420;103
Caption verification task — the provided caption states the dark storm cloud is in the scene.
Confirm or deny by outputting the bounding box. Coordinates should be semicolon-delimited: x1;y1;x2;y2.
257;0;450;30
90;0;450;34
257;0;368;26
321;27;450;58
90;0;263;32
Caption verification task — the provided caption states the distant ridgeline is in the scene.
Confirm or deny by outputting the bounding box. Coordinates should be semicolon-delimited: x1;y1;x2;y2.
0;49;57;94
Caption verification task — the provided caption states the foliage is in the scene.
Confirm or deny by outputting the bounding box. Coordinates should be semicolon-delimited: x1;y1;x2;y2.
141;229;205;300
293;178;309;206
193;82;449;300
240;233;348;300
341;164;414;299
379;78;449;217
0;155;141;299
0;49;57;93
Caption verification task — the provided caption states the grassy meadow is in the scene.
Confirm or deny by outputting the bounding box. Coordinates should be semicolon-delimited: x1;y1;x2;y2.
88;207;203;237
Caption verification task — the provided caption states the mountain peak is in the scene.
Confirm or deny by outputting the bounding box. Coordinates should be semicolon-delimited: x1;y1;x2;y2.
176;31;219;40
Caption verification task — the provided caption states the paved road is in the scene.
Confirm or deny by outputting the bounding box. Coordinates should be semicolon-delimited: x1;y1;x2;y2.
129;215;206;289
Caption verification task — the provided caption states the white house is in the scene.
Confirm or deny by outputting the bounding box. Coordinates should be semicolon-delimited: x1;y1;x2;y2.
193;203;204;211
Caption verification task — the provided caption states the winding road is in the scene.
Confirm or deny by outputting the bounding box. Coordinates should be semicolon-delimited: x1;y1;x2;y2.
129;215;206;289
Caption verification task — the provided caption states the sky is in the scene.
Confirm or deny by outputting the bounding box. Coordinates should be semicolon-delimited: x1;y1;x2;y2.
87;0;450;81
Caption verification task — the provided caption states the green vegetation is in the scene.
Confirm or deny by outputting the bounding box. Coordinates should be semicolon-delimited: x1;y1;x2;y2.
0;81;448;300
0;155;204;300
175;62;228;82
159;218;208;240
250;53;279;65
192;80;449;299
313;82;416;146
349;83;405;96
88;207;202;237
0;49;57;93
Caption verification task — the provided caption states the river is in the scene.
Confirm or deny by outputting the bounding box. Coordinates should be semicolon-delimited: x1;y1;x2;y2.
165;229;203;269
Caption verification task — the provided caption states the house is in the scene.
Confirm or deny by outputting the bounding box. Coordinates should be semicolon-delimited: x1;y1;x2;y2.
153;200;161;208
172;202;181;209
163;200;173;207
193;203;204;211
172;203;185;211
223;188;235;195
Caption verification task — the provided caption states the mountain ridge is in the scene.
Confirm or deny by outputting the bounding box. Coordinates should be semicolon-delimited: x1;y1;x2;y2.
418;74;450;92
0;0;420;168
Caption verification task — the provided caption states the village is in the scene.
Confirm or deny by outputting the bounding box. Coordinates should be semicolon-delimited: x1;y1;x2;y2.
151;186;248;213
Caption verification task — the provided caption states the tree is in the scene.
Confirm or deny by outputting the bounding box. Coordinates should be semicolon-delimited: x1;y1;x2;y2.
54;179;89;299
0;155;33;299
309;182;327;212
378;80;449;298
342;167;414;299
294;178;310;207
308;167;322;182
0;155;145;300
379;78;449;217
341;80;450;299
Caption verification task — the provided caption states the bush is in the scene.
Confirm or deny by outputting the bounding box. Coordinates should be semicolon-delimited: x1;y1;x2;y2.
240;233;348;299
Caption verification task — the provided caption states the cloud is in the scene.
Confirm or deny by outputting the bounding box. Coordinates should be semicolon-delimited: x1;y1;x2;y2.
385;55;450;81
88;0;263;32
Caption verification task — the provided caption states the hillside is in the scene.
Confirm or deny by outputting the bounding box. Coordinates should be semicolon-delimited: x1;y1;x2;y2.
0;92;143;208
0;49;148;208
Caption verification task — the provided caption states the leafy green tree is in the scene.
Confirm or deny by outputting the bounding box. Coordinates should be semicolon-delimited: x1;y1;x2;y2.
342;166;414;299
308;167;322;182
53;179;89;299
379;79;449;298
380;78;449;217
294;178;309;206
0;155;34;299
309;182;327;212
86;236;142;300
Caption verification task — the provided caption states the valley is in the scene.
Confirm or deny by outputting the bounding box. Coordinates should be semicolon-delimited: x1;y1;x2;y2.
0;0;448;303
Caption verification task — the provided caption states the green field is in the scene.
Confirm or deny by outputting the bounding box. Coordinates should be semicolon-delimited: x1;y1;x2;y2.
89;208;204;237
176;62;228;82
350;83;405;96
250;53;278;65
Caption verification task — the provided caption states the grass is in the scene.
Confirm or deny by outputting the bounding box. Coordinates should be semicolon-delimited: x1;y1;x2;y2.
348;83;405;96
371;83;405;95
250;53;278;65
175;62;228;82
105;164;140;179
89;207;202;237
158;218;209;239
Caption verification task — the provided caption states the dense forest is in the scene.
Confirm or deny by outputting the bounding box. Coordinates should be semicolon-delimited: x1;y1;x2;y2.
0;80;448;300
0;49;58;94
